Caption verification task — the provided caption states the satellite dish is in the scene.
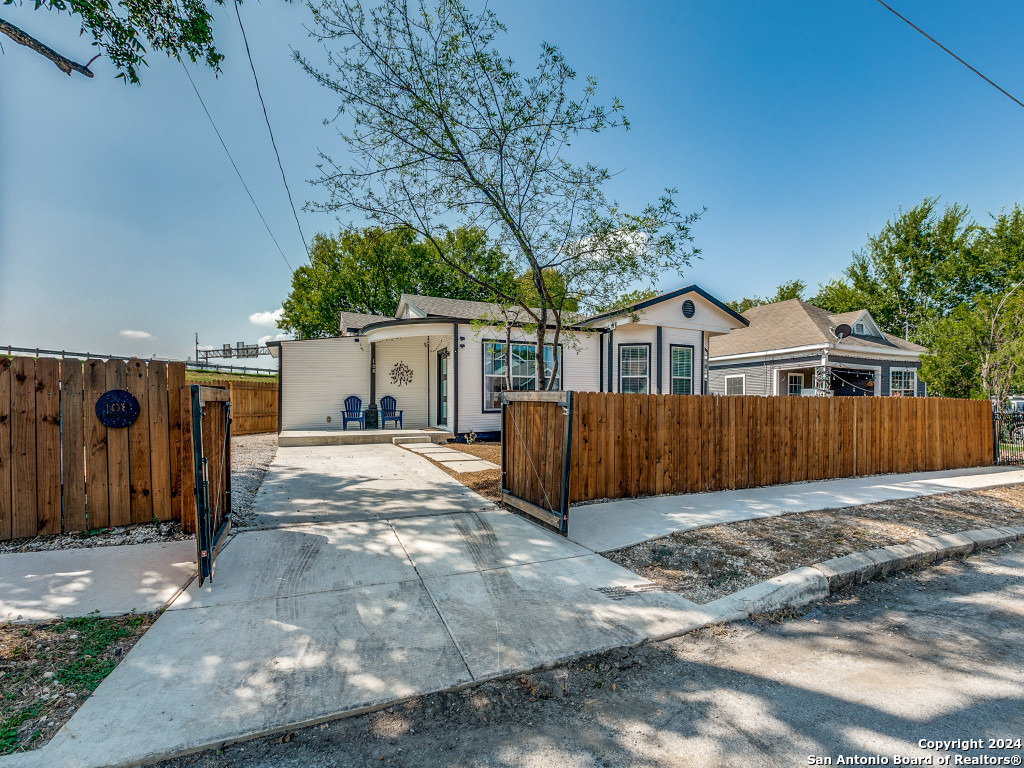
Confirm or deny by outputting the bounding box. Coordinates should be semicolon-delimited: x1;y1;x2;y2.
831;323;852;340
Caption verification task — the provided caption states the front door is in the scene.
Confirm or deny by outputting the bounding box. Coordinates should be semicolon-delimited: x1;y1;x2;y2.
437;351;449;425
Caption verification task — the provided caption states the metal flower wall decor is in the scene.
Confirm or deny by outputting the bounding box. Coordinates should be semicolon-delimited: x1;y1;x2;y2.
390;361;414;387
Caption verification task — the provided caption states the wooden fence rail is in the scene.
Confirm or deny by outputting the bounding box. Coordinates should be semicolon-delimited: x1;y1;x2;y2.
187;378;276;435
504;393;994;512
0;356;220;541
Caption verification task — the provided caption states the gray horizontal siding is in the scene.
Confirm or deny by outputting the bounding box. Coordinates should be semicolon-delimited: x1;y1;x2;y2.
709;364;769;396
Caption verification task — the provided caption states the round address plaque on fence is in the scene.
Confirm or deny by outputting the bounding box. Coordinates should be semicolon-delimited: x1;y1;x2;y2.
95;389;140;429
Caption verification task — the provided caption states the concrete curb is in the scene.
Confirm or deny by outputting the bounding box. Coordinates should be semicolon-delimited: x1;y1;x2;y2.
806;526;1023;597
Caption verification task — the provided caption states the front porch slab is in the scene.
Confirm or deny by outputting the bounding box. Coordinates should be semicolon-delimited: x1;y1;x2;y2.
279;428;452;447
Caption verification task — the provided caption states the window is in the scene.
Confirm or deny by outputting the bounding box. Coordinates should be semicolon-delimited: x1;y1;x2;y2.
890;369;917;397
670;345;693;395
855;322;866;335
788;372;804;396
483;341;562;411
619;345;650;393
725;375;745;396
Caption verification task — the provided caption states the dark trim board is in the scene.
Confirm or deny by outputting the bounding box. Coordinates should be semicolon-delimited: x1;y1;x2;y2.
276;343;283;434
617;342;653;394
452;323;459;436
656;327;663;394
607;330;614;392
699;332;705;394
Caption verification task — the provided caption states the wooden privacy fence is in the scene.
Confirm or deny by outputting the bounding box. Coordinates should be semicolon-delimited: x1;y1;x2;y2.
503;392;994;515
0;356;228;541
186;378;276;435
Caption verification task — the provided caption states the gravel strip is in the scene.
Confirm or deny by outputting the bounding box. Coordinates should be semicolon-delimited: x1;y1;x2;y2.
0;433;278;553
230;432;278;527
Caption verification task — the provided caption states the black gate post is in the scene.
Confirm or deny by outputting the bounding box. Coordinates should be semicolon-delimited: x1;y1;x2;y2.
558;391;574;537
993;410;1000;466
190;385;213;585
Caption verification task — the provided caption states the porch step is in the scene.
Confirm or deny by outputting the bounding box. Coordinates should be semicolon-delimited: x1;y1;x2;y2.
392;436;433;445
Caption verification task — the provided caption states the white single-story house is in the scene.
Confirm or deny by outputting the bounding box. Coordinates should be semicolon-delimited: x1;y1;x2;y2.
267;286;748;438
707;299;928;397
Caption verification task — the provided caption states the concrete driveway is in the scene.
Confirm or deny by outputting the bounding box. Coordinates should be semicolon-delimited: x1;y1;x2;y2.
18;444;713;768
245;443;494;527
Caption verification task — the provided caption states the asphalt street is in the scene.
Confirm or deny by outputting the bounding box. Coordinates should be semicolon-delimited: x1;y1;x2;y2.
150;540;1024;768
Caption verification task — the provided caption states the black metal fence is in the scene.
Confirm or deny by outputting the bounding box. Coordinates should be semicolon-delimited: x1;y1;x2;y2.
995;412;1024;465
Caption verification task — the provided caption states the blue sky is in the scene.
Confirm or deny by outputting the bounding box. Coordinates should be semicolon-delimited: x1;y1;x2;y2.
2;0;1022;368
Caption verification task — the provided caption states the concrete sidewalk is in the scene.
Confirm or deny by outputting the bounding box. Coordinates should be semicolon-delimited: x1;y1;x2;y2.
568;465;1024;552
11;445;715;768
0;541;196;622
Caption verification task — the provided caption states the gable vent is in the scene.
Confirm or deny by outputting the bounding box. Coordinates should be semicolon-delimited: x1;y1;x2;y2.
681;299;695;318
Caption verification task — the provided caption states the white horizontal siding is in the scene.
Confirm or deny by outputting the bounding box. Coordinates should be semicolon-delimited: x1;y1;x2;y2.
280;337;369;431
374;337;431;428
631;293;741;333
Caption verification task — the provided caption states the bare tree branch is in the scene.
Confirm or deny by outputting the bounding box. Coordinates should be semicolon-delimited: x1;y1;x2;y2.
0;17;95;78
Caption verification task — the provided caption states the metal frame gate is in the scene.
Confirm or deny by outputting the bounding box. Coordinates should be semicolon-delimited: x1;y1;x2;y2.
499;390;574;536
994;410;1024;465
189;385;233;585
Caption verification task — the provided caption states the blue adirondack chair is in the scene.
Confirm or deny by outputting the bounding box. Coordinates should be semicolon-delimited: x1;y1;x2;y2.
380;395;403;429
342;395;365;429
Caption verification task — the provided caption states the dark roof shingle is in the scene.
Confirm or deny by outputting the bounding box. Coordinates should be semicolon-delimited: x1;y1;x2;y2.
708;299;926;358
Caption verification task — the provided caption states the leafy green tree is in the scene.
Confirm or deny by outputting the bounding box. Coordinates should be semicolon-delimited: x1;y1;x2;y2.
921;284;1024;404
1;0;237;82
596;288;661;313
725;279;806;313
918;205;1024;400
844;198;980;342
298;0;700;388
808;278;868;315
279;226;515;338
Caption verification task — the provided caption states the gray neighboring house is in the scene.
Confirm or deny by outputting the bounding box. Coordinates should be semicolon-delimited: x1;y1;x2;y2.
707;299;928;398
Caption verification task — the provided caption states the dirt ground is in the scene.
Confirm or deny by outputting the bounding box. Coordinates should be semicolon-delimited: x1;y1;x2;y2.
606;484;1024;603
147;542;1024;768
1;612;157;754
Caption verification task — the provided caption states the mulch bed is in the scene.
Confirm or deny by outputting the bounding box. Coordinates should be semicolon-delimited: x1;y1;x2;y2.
1;612;158;754
606;484;1024;604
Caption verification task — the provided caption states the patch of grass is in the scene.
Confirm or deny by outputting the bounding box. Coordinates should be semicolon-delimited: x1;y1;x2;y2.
1;611;156;755
186;370;277;384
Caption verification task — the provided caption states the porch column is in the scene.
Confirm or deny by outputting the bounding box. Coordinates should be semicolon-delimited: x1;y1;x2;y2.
369;341;376;403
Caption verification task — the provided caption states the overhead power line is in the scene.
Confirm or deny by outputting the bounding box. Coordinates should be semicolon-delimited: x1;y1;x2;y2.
233;0;311;259
874;0;1024;112
180;60;295;273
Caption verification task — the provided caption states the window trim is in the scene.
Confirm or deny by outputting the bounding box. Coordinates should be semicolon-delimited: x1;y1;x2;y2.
482;338;563;412
618;343;652;394
889;367;918;397
668;344;694;396
787;372;804;397
724;374;745;396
